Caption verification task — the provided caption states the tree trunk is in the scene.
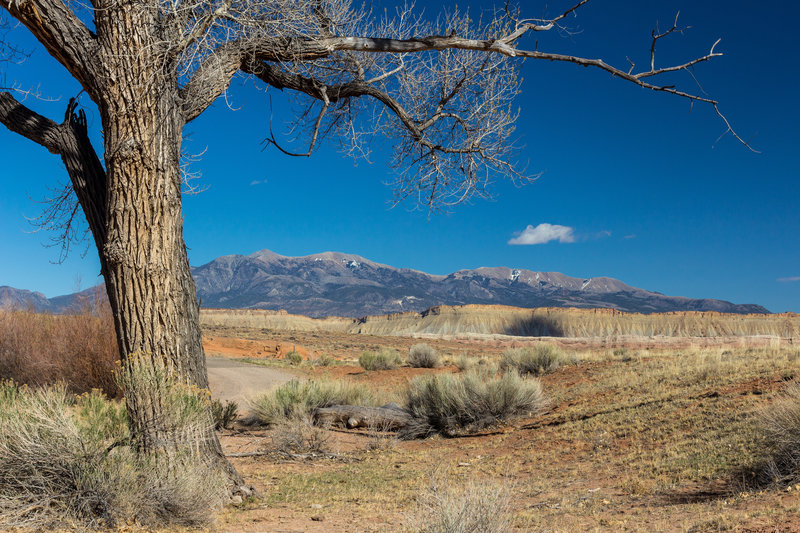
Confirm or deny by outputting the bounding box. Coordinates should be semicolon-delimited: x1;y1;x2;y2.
93;3;242;489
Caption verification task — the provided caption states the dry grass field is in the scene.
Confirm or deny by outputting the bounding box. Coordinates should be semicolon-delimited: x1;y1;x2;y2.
205;310;800;532
3;306;800;531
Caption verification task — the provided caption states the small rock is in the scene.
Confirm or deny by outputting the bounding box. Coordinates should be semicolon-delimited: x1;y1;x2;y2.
457;462;471;467
239;485;253;497
311;515;325;522
311;504;323;510
230;495;243;506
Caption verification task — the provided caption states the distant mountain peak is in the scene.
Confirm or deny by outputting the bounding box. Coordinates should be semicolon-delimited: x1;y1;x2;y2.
2;251;770;317
189;250;769;317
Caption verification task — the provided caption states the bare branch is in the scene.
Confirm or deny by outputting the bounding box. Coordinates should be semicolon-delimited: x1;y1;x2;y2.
0;91;63;152
180;44;241;122
0;93;109;258
1;0;101;100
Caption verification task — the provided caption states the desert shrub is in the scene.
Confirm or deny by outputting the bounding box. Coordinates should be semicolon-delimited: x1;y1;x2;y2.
73;388;129;444
402;369;546;438
499;344;570;376
406;471;512;533
116;354;215;447
285;350;303;365
0;306;120;395
747;382;800;486
365;419;399;452
211;399;239;430
250;379;375;425
0;377;225;530
454;354;473;372
269;415;331;458
312;353;335;366
360;348;402;371
408;343;441;368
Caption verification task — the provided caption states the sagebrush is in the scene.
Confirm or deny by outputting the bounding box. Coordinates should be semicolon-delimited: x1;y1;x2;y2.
250;379;376;425
0;377;225;530
402;369;546;438
407;344;441;368
360;348;402;371
499;344;573;376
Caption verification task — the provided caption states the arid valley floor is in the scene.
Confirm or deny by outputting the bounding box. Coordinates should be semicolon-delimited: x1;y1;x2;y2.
199;307;800;532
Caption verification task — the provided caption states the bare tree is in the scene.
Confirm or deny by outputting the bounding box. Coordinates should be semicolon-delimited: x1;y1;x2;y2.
0;0;745;496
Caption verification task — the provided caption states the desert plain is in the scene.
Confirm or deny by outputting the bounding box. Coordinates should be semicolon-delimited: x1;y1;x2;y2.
193;306;800;532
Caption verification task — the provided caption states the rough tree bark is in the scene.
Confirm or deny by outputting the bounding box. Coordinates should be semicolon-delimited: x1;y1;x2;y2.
93;2;241;482
1;0;242;486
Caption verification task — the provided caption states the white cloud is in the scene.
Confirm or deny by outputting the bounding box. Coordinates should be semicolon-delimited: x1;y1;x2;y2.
250;179;268;186
508;223;575;245
623;234;637;240
778;276;800;283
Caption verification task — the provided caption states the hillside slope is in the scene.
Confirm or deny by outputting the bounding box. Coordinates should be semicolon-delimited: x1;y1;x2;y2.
200;305;798;339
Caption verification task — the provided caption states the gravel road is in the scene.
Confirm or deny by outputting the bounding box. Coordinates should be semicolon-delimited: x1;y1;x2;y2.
206;357;295;407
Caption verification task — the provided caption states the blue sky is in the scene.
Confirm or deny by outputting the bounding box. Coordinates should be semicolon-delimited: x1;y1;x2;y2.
1;0;798;312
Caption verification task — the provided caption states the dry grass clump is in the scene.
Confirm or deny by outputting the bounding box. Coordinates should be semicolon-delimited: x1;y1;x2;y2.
407;343;441;368
454;354;473;372
499;344;573;376
270;415;332;458
0;375;225;530
310;352;335;366
365;419;399;452
360;348;403;370
250;379;375;425
406;471;512;533
0;306;119;395
747;381;800;486
402;369;546;438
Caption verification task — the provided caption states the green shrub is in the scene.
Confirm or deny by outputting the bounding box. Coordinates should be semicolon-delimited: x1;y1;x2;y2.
407;344;441;368
402;369;546;438
285;350;303;365
0;378;225;530
249;379;375;425
360;348;402;370
211;399;239;430
73;388;129;445
499;344;571;376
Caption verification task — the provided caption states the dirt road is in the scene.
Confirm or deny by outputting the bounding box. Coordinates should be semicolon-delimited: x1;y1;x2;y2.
206;357;295;407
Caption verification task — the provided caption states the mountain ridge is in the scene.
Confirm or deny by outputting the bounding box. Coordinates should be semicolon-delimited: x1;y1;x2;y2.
1;249;770;316
191;249;769;317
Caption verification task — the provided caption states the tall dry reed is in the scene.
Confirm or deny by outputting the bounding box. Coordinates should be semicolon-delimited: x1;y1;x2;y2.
0;304;119;396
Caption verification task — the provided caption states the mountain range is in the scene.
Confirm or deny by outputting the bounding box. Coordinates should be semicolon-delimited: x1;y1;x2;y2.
1;249;769;317
190;249;768;317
